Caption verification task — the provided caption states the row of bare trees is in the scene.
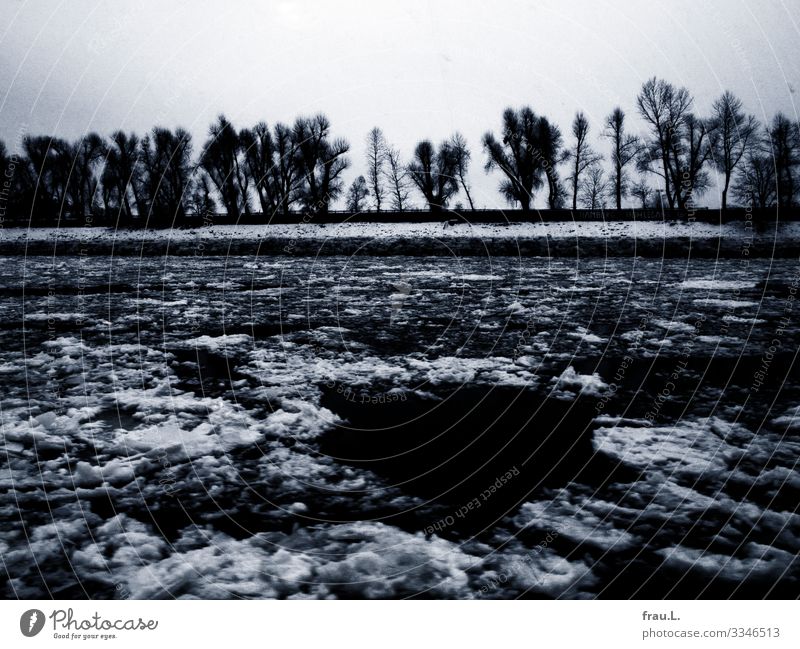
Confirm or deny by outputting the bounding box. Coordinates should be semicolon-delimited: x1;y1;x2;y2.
478;83;798;213
597;81;796;212
0;114;352;223
351;80;799;214
2;78;799;223
347;128;474;213
1;128;197;223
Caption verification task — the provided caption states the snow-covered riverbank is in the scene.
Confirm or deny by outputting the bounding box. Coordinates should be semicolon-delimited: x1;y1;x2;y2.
2;221;798;257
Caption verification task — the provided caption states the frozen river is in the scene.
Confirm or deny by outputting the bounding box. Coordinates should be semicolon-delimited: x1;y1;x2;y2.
1;253;798;598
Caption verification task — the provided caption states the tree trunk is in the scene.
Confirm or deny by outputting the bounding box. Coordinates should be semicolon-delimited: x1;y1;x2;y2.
123;193;132;220
721;173;730;210
615;139;622;209
547;176;559;209
459;173;475;210
572;157;579;210
662;152;674;209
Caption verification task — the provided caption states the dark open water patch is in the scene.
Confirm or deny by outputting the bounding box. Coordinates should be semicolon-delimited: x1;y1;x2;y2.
319;385;636;538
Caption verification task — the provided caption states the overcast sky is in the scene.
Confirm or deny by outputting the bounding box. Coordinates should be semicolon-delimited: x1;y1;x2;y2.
1;0;799;208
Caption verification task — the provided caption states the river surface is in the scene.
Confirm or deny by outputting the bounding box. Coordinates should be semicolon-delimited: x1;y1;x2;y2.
1;254;798;598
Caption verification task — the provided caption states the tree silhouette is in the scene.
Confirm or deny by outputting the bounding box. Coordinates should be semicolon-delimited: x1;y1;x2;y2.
240;122;299;216
636;77;693;209
293;114;350;215
534;115;565;208
200;115;250;218
63;133;106;219
710;91;758;209
678;113;715;208
2;85;795;224
603;107;642;209
365;127;387;211
566;112;602;210
29;133;106;220
768;113;800;209
385;145;411;211
18;135;70;221
188;170;217;219
450;133;475;210
483;107;564;210
0;141;8;204
733;152;776;209
630;178;653;209
449;132;475;210
0;139;25;219
139;127;194;224
407;139;459;212
637;95;713;211
346;175;369;212
483;107;540;211
101;131;143;220
579;163;609;209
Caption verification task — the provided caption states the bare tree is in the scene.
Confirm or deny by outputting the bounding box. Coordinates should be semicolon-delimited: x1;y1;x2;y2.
676;113;715;209
63;133;107;218
239;122;276;214
579;163;609;209
365;127;388;211
449;132;475;210
24;134;105;220
18;135;68;221
200;115;250;218
293;114;350;215
0;141;12;212
769;113;800;208
483;107;541;211
710;91;758;209
16;134;105;220
346;175;369;212
630;178;654;209
385;145;411;210
139;127;194;223
483;106;564;210
636;77;693;209
535;115;565;208
240;121;299;216
407;139;459;211
733;151;776;209
271;123;302;213
187;170;217;219
0;139;32;220
101;131;143;220
603;107;642;209
566;112;601;210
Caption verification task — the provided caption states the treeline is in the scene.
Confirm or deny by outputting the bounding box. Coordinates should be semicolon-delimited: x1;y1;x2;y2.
1;77;799;226
0;115;350;225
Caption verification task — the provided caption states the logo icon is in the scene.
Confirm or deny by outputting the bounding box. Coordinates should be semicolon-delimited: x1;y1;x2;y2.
20;609;45;637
